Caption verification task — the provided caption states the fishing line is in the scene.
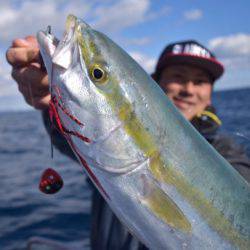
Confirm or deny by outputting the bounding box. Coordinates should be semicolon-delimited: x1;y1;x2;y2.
47;24;55;159
27;81;35;107
39;25;64;194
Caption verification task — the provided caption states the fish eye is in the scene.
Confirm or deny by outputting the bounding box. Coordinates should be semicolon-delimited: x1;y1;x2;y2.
93;68;104;79
90;65;107;83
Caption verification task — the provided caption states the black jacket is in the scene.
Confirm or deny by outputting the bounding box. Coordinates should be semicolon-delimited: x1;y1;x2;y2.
42;107;250;250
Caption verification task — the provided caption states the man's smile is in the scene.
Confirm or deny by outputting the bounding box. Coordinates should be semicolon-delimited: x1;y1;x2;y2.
173;96;195;110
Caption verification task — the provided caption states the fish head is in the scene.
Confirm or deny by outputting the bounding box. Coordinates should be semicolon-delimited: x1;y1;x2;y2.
37;15;148;173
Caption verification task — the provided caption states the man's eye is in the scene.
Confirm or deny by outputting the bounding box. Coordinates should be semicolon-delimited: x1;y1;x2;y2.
195;79;206;85
170;74;184;82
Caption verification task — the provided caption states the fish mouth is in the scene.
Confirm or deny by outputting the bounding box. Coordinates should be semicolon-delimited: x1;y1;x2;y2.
51;15;79;68
37;15;94;143
37;14;89;68
37;14;88;105
37;15;92;143
37;27;59;58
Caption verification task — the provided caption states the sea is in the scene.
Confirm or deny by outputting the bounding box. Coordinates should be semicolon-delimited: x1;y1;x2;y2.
0;88;250;250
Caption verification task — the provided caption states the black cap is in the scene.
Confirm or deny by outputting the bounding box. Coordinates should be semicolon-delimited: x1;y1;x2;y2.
152;40;224;82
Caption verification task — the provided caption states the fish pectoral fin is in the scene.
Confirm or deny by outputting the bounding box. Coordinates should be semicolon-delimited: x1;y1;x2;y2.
138;173;191;233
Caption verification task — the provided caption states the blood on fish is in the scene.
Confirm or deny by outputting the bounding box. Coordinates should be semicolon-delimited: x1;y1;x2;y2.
49;98;64;134
62;127;91;143
53;88;84;126
57;100;84;126
49;97;90;143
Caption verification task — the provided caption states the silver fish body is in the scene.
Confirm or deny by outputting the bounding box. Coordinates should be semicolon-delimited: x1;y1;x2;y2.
37;15;249;249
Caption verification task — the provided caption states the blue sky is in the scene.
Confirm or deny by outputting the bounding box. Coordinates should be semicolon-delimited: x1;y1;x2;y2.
0;0;249;111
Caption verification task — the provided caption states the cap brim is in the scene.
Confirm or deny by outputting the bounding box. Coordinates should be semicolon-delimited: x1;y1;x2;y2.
159;53;224;80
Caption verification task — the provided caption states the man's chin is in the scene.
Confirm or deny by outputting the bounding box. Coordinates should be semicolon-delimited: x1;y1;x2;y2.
171;100;195;120
177;108;195;121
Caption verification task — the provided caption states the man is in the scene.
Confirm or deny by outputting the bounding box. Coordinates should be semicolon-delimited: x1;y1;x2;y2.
6;38;250;249
151;40;250;181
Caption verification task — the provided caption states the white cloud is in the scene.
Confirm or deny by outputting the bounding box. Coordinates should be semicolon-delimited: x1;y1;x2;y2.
92;0;150;32
209;33;250;69
129;51;156;73
0;0;93;42
0;0;153;38
0;0;166;42
0;6;17;24
209;33;250;57
184;9;203;21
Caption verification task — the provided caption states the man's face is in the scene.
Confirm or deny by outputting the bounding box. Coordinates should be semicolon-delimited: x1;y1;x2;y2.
159;64;213;120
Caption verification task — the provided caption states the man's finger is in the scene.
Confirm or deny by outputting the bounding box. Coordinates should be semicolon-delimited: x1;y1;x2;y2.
22;91;51;110
33;94;51;110
25;36;39;47
11;66;49;90
21;82;49;98
12;36;38;48
6;47;40;67
17;79;50;110
12;38;30;48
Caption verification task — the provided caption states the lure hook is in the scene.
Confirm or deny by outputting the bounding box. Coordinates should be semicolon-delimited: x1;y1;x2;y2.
46;25;52;35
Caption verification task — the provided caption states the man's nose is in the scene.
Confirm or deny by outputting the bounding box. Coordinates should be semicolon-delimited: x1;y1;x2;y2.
183;80;195;93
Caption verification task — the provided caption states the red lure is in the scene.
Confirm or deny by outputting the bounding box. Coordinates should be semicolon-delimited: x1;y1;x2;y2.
39;168;63;194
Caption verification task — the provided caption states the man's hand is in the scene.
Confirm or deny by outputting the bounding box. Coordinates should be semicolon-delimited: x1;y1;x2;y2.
6;36;50;110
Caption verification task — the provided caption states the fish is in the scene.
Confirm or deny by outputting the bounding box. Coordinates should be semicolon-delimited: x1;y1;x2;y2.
37;14;250;249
